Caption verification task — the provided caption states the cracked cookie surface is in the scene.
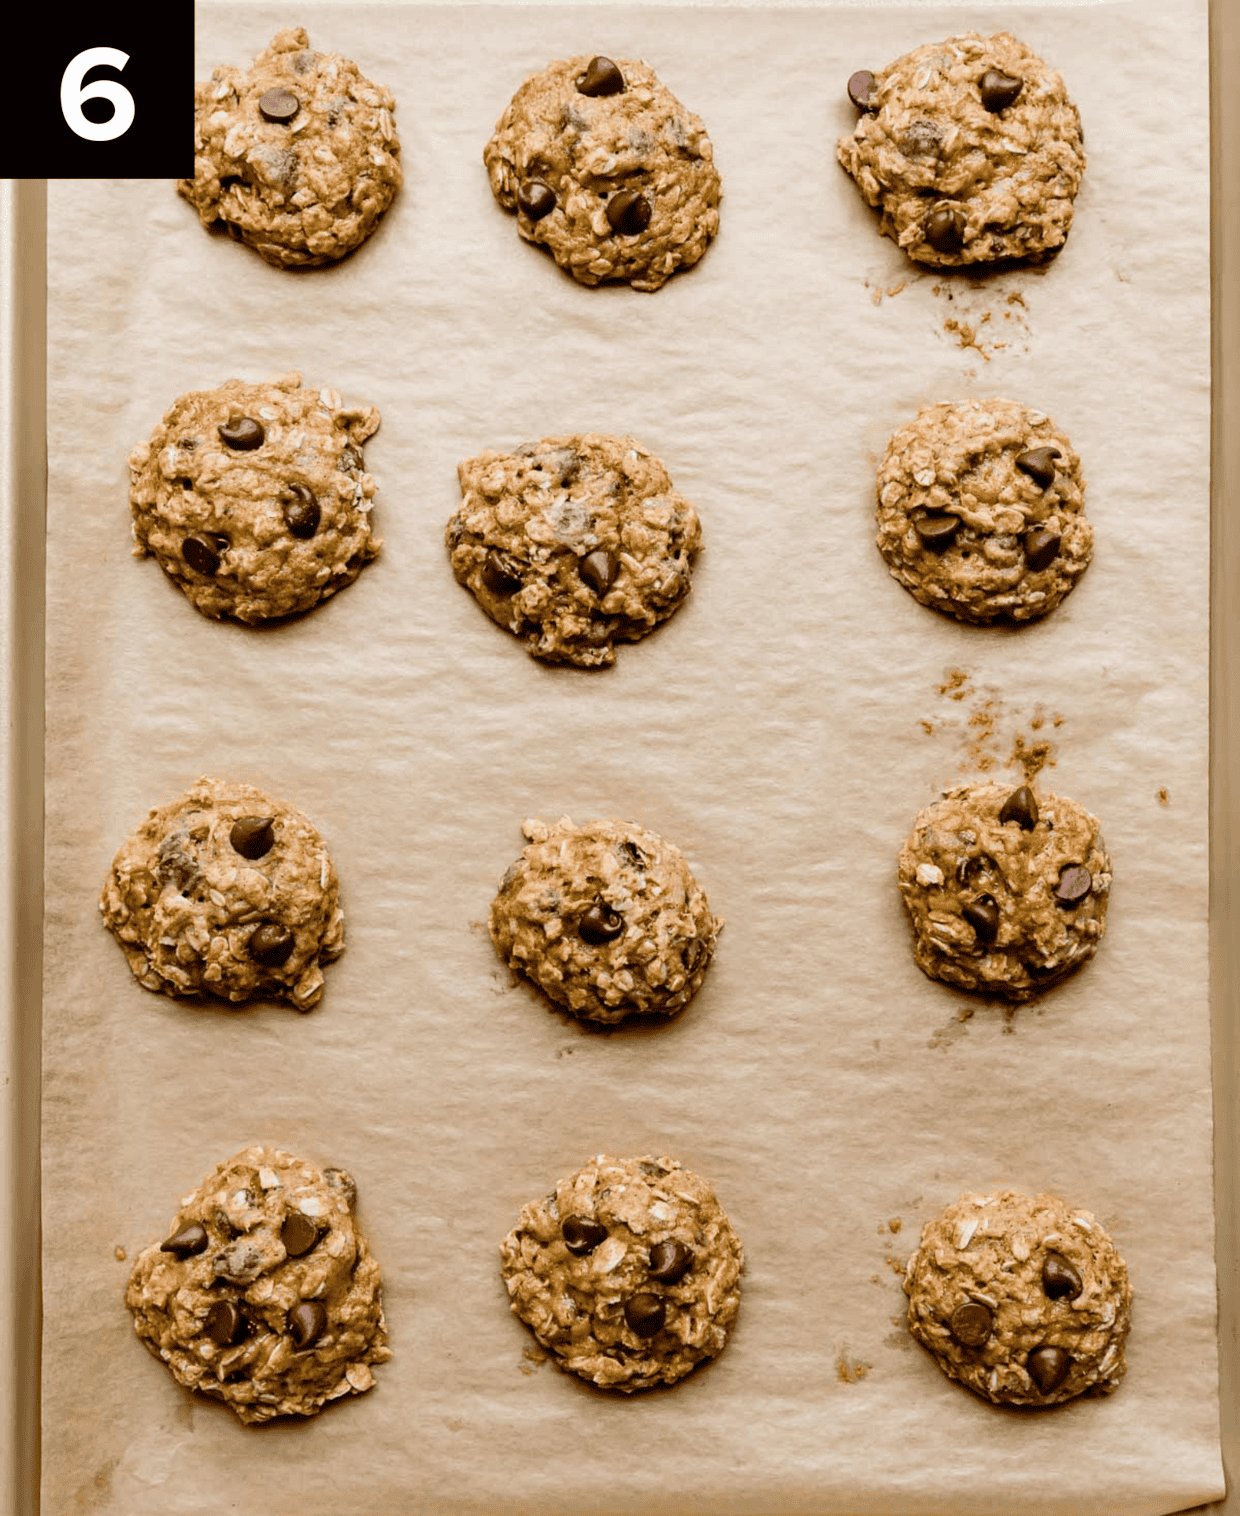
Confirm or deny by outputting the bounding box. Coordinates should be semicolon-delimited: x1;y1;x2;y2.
501;1153;743;1390
838;32;1084;267
489;817;720;1023
905;1189;1131;1406
898;780;1110;1001
484;54;720;290
101;777;344;1012
179;27;401;267
126;1145;389;1423
129;372;381;623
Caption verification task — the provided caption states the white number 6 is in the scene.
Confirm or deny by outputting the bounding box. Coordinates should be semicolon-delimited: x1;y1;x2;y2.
61;47;135;142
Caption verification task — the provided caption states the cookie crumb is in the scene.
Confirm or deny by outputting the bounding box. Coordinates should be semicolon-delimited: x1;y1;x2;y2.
837;1354;872;1384
920;719;934;735
114;1245;127;1262
1158;787;1170;804
887;1218;902;1234
939;669;971;699
1010;734;1055;784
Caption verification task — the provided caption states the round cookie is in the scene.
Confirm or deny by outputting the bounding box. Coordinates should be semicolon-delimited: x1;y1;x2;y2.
484;54;720;290
179;27;401;268
876;399;1091;624
126;1146;390;1423
129;373;381;623
100;777;345;1012
898;780;1110;1001
447;434;702;668
489;817;721;1023
501;1153;743;1391
904;1189;1131;1406
838;33;1085;267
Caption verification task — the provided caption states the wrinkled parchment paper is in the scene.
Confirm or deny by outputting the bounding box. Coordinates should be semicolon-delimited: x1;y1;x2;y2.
42;4;1220;1512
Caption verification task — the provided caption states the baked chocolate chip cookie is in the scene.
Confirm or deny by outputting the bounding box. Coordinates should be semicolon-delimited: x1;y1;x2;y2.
129;372;381;623
489;817;721;1023
484;54;721;290
447;434;702;667
838;33;1085;267
126;1146;390;1423
877;399;1091;624
179;27;401;267
898;781;1110;1001
100;777;344;1012
905;1189;1131;1406
501;1154;743;1390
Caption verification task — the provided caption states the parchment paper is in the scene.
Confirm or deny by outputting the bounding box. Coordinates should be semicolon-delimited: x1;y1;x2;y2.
41;3;1221;1512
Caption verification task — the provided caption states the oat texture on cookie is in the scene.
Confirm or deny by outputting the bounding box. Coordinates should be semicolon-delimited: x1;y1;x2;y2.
838;33;1085;267
876;399;1092;624
898;780;1110;1001
447;434;702;667
129;373;381;623
126;1146;390;1423
179;27;401;267
100;777;345;1012
484;54;720;290
489;817;721;1023
904;1190;1131;1406
501;1154;743;1390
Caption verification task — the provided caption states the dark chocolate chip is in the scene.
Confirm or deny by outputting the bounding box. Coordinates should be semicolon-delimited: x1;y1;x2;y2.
961;894;1000;945
204;1299;249;1347
576;56;625;97
229;816;275;860
1023;528;1061;572
289;1300;328;1352
606;189;652;236
218;417;265;451
924;203;966;254
258;87;300;123
578;549;618;595
847;70;878;111
1014;446;1060;489
481;548;524;595
182;534;221;576
281;1213;321;1258
161;1222;208;1258
1054;864;1092;907
517;179;556;220
579;901;624;945
648;1240;694;1284
1042;1251;1083;1300
249;922;295;967
949;1301;993;1347
282;484;321;540
914;513;961;552
1027;1343;1072;1394
998;785;1039;830
562;1215;608;1255
624;1293;666;1338
979;69;1023;112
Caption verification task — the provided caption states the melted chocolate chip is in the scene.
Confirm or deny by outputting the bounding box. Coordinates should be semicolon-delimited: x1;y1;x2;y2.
517;179;556;220
950;1301;992;1347
481;549;524;595
578;549;618;595
1054;864;1092;907
182;534;221;576
979;69;1023;112
579;902;624;945
998;786;1039;831
924;204;966;253
961;894;1000;945
249;922;295;967
281;1213;321;1258
1015;446;1060;489
283;484;321;539
847;70;878;111
229;816;275;860
624;1293;666;1338
1023;528;1061;572
576;56;625;97
1042;1251;1083;1300
606;189;652;236
562;1215;608;1255
914;513;961;552
161;1222;208;1258
289;1300;328;1352
1027;1343;1072;1394
258;88;300;123
204;1299;249;1347
648;1240;694;1284
218;418;265;451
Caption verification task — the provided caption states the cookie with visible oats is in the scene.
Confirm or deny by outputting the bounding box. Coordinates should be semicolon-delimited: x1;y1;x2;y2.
838;32;1085;267
876;399;1091;624
904;1189;1131;1406
501;1154;743;1390
179;27;401;268
126;1145;390;1423
484;54;720;290
898;780;1110;1001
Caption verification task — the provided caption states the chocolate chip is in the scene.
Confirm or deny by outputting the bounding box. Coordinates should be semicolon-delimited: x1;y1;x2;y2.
924;203;966;254
282;484;321;540
578;549;618;595
1023;528;1060;571
648;1240;694;1284
204;1299;248;1347
249;922;294;967
961;894;1000;945
579;902;624;945
1054;864;1092;907
1015;446;1060;489
281;1213;321;1257
979;69;1023;112
998;785;1039;830
218;418;265;451
624;1293;666;1338
576;56;625;97
481;548;523;595
606;190;652;236
258;87;300;123
161;1222;208;1258
1026;1343;1072;1394
949;1301;993;1347
229;816;275;860
1042;1251;1083;1300
182;534;221;576
289;1300;328;1352
847;70;878;111
562;1215;608;1255
914;513;961;552
517;179;556;220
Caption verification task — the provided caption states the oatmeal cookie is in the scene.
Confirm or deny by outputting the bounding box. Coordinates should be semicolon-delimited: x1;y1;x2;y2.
501;1153;743;1390
447;434;702;667
129;372;381;623
489;817;721;1024
905;1189;1131;1406
179;27;401;267
898;780;1110;1001
484;54;720;290
838;33;1085;267
126;1146;390;1423
101;777;344;1012
876;399;1091;624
